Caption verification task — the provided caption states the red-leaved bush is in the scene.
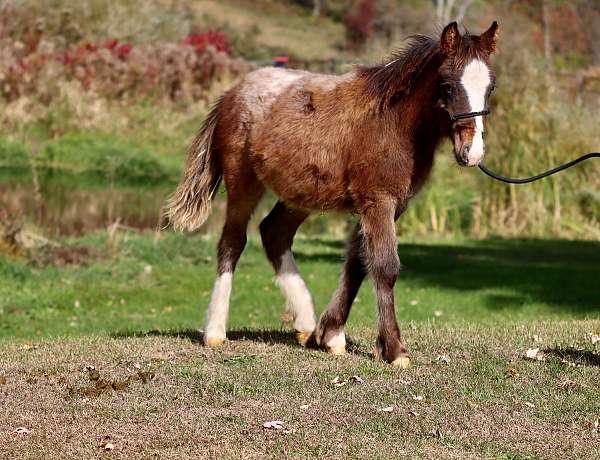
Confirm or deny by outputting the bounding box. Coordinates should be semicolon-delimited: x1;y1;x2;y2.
344;0;376;49
0;26;247;104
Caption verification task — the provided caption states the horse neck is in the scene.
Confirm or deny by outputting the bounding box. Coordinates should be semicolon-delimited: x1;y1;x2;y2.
397;62;446;147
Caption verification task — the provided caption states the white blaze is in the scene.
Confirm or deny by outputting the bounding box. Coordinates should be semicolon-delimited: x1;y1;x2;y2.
204;272;233;341
460;59;491;165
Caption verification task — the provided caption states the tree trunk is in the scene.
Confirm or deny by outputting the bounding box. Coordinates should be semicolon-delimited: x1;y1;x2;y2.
542;0;553;69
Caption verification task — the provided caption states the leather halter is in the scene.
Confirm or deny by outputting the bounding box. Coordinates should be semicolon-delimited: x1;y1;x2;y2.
449;109;490;122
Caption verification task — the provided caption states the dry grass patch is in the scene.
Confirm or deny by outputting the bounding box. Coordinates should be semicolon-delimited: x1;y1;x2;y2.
1;321;599;459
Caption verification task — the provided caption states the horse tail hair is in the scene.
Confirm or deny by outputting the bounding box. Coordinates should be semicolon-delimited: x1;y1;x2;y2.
165;97;223;232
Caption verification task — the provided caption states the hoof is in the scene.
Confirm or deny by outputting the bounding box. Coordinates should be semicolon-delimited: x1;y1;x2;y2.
391;356;411;368
204;337;225;347
326;346;346;355
295;331;312;347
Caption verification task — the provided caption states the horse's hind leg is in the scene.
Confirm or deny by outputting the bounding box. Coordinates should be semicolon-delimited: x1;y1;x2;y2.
315;222;366;354
203;174;264;346
259;201;315;346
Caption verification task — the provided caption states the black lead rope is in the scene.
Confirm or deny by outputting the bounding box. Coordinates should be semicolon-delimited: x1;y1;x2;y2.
447;110;599;184
478;153;600;184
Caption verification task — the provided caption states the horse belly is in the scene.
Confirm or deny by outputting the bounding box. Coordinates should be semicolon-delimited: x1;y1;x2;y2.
251;148;350;211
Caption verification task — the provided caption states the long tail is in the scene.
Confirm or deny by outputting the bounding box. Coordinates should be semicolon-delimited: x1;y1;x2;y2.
165;98;223;232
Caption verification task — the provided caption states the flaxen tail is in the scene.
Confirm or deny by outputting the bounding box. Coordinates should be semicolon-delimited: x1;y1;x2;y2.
165;98;223;232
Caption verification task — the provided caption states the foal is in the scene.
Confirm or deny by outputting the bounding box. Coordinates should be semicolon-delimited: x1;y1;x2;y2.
167;22;499;366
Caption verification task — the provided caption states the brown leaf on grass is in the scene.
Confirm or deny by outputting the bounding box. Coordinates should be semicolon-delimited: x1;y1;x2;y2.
506;364;519;378
331;375;364;387
0;375;6;385
97;436;114;450
86;366;100;381
20;343;38;351
349;375;364;384
14;427;30;435
68;368;155;399
263;420;284;430
435;354;450;364
557;377;580;391
377;406;394;412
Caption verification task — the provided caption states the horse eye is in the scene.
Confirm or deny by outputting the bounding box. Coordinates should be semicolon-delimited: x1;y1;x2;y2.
441;83;453;97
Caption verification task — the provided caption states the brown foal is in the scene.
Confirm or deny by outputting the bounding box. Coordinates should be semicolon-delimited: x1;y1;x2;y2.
167;22;499;366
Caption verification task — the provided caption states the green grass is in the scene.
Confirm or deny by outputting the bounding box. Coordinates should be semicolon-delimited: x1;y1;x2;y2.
1;232;599;339
1;321;599;458
2;233;599;458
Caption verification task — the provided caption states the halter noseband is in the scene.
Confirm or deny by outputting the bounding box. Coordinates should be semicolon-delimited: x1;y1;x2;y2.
449;110;490;122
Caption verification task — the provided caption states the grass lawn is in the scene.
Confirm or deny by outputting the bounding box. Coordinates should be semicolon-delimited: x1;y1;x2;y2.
1;232;600;458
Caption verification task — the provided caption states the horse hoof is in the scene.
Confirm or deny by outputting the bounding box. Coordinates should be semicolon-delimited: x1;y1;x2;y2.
391;356;411;368
295;331;311;347
326;346;346;355
204;337;225;347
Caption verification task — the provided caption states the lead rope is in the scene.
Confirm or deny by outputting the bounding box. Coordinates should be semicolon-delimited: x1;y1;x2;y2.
478;152;600;184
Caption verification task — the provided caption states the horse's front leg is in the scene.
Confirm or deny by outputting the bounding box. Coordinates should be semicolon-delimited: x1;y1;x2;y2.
362;198;410;367
316;222;367;354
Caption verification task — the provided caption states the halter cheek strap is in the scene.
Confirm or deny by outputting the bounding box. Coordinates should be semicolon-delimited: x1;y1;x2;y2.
449;109;490;122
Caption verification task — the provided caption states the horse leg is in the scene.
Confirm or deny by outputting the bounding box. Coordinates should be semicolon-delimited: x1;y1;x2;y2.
203;176;264;346
361;199;410;367
315;223;366;354
259;201;315;346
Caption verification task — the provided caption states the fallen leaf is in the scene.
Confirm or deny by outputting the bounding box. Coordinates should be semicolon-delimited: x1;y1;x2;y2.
349;375;364;384
590;334;600;345
557;378;579;390
299;404;310;410
409;300;418;306
377;406;394;412
263;420;285;430
433;310;443;317
408;410;419;417
436;355;450;364
98;436;114;450
506;364;519;378
330;376;346;387
525;348;545;361
412;395;424;401
14;427;30;435
20;343;38;351
0;375;6;385
523;401;535;408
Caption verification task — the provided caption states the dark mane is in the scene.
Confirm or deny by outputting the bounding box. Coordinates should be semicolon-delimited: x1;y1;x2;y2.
357;35;441;109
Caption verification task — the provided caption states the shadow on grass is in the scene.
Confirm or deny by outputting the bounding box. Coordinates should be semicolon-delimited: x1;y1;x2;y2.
112;327;372;358
544;347;600;367
295;237;600;315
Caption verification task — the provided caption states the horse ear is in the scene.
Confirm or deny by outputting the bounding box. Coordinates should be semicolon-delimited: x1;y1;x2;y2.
440;22;461;55
480;21;499;54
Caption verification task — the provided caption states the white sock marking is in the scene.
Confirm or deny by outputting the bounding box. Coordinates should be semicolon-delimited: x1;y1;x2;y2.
460;59;491;165
276;251;316;334
204;272;232;340
325;330;346;349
